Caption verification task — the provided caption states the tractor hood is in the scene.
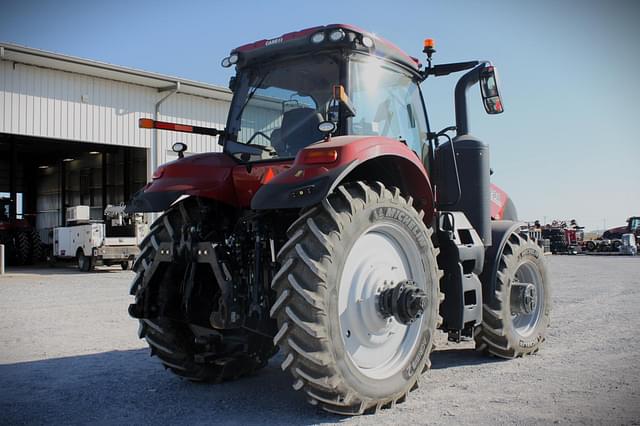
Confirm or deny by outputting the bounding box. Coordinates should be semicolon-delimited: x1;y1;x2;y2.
606;225;627;235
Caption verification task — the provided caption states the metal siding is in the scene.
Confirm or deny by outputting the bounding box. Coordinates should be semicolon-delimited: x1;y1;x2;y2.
0;61;230;160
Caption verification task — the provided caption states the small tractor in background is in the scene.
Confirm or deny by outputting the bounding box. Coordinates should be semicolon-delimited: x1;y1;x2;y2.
126;25;551;415
583;217;639;254
0;196;42;265
602;216;640;241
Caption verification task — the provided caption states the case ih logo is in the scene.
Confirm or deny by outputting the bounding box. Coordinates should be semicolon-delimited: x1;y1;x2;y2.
266;37;283;46
490;189;502;205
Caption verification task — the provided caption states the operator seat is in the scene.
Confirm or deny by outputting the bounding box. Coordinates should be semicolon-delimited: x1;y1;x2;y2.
270;128;283;153
279;107;324;156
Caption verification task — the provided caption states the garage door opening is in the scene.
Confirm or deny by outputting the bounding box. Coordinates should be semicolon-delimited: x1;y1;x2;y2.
0;134;147;245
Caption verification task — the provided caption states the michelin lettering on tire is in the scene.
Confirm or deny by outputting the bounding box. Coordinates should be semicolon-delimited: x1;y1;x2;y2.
371;207;429;248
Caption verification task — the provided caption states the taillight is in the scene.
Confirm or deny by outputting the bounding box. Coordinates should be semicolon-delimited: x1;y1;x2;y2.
261;167;276;184
301;149;338;164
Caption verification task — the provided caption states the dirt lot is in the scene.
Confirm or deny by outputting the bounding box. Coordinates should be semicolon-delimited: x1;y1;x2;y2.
1;256;639;425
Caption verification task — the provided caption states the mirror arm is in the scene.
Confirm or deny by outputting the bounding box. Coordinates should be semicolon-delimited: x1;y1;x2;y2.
454;61;491;137
421;60;480;80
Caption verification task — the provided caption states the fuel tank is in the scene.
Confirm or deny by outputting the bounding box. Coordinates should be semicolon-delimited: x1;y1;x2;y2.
435;135;492;246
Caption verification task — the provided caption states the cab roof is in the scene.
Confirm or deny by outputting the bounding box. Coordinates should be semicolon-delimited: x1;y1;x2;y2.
230;24;421;73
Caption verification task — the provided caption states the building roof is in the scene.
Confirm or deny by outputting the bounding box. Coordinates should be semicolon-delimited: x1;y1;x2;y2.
0;42;232;101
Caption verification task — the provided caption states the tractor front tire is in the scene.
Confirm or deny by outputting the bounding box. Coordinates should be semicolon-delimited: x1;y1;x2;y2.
272;181;441;415
131;200;275;382
475;232;551;358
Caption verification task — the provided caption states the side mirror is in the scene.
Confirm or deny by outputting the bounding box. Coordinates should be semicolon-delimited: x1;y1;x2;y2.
479;65;504;114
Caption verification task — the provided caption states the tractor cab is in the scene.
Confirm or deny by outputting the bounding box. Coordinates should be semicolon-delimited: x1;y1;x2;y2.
220;24;429;163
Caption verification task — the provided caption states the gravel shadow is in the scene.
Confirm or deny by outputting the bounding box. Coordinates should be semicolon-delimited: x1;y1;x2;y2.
430;347;505;370
3;264;128;275
0;349;343;425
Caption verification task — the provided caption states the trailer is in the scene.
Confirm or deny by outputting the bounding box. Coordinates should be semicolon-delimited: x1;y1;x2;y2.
53;205;146;271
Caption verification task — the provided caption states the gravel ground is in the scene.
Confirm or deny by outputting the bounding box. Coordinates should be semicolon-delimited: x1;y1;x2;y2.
1;256;639;425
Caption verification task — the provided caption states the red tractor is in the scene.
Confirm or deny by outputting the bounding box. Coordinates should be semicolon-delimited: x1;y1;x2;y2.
583;217;639;253
602;216;640;241
127;25;550;415
0;197;42;265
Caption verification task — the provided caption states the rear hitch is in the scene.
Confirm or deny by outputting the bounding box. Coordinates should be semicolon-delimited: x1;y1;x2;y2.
128;238;244;329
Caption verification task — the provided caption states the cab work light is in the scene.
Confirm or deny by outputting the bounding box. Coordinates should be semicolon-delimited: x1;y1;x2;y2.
310;31;325;44
329;29;345;42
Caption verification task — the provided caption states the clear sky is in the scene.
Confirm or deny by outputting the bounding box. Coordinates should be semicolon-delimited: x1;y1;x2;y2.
1;0;638;231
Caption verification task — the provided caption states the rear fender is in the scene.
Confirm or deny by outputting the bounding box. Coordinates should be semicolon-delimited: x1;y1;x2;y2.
251;135;434;223
125;152;239;213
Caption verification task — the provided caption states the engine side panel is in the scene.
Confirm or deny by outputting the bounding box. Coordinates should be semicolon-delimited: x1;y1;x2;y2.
490;183;518;221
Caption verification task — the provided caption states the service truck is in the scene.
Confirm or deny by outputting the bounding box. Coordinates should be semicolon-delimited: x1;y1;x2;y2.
53;205;145;271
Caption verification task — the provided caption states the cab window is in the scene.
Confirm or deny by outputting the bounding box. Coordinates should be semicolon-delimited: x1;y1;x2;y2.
349;56;427;156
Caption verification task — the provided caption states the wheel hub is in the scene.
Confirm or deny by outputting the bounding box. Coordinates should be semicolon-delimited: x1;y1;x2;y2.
511;282;537;315
338;223;426;379
378;280;427;325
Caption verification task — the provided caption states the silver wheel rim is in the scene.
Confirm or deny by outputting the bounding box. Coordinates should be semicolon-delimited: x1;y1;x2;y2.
511;261;544;337
338;223;426;380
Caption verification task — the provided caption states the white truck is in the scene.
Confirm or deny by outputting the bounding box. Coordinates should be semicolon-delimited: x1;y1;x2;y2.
53;205;147;271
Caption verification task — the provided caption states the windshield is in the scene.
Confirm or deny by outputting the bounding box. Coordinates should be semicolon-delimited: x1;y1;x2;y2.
227;54;340;161
349;55;428;156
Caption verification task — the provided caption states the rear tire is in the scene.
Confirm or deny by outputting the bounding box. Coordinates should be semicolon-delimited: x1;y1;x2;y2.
475;232;551;358
271;182;441;415
14;231;31;265
120;261;132;270
131;199;276;382
77;250;94;272
29;229;43;263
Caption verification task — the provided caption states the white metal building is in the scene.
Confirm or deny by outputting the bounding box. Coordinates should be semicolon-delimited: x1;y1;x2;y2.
0;42;232;240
